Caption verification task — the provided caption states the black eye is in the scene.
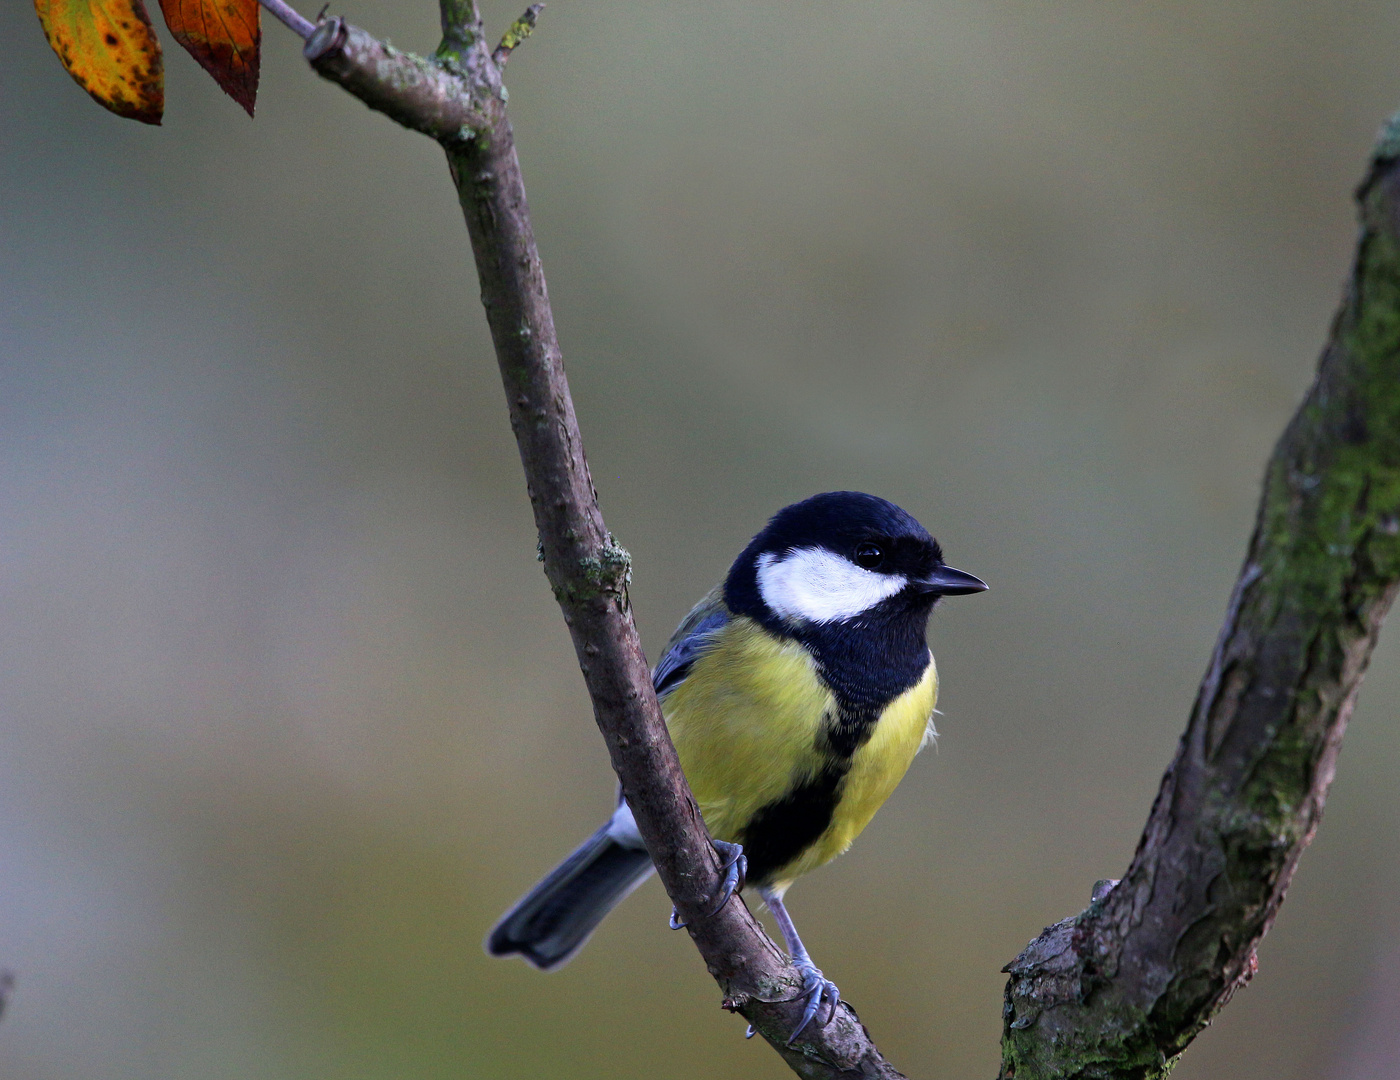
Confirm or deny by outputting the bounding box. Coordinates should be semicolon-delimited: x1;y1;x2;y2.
853;542;884;570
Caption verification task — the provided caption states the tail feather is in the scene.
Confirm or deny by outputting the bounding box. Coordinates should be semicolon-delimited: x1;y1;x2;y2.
487;823;655;970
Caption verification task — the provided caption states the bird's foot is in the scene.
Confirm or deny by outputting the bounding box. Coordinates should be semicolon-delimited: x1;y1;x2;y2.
786;957;840;1044
711;839;748;908
669;839;747;929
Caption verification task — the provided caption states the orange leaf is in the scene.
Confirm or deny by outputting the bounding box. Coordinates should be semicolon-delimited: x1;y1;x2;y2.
158;0;259;116
35;0;164;124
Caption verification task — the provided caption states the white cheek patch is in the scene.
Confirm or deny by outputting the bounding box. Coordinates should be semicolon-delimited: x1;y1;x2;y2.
756;547;907;624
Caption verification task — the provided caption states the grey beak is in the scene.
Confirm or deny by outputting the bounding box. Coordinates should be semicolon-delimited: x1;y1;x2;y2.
915;565;988;596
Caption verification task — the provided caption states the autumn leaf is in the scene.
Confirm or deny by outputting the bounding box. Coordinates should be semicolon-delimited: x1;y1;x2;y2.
158;0;260;117
34;0;164;125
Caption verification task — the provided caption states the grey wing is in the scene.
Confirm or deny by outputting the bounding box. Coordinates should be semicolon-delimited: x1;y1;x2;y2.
651;586;731;701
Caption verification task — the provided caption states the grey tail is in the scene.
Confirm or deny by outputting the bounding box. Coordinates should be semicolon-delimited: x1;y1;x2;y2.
486;824;655;970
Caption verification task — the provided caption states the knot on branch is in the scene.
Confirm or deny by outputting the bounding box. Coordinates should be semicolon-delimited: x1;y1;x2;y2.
550;534;632;607
304;17;499;146
1002;904;1113;1029
998;880;1158;1079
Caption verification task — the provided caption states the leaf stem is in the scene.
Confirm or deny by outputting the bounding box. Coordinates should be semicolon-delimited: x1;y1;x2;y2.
258;0;315;40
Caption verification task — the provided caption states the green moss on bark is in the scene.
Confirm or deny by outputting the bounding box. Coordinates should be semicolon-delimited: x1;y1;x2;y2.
998;134;1400;1080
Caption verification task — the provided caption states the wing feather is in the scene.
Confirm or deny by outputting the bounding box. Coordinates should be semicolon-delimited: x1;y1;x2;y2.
651;586;731;700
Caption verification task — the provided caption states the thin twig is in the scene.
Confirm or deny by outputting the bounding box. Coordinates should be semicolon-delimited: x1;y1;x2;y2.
258;0;315;40
493;4;543;67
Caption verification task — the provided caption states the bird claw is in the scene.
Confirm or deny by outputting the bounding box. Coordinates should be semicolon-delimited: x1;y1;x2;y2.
786;959;840;1044
712;839;748;908
669;840;747;929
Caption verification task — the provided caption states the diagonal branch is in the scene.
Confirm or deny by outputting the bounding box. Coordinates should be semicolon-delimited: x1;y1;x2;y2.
283;1;908;1075
998;128;1400;1078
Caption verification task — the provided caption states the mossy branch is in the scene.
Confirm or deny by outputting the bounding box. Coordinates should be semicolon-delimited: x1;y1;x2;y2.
997;128;1400;1079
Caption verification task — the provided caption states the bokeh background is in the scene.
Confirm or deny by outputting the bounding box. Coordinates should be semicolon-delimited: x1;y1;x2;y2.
4;1;1400;1077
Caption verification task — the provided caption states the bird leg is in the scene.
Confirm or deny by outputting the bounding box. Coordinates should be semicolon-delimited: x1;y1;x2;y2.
758;886;840;1043
669;839;747;929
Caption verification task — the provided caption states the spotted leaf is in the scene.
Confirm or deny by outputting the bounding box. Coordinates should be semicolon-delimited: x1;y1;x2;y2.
34;0;164;125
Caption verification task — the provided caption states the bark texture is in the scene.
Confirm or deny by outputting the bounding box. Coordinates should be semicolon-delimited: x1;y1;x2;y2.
306;5;907;1077
998;132;1400;1079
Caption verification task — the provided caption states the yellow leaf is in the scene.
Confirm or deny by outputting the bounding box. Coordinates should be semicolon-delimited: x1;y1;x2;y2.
35;0;164;125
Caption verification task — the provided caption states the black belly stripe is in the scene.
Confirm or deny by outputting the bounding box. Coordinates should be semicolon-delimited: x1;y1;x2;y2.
739;764;847;886
739;704;884;884
822;704;880;758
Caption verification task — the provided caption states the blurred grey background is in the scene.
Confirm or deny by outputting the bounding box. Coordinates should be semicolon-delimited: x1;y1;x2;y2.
3;1;1400;1077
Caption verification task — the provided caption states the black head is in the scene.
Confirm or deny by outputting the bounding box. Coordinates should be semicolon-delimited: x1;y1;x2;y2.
723;491;986;633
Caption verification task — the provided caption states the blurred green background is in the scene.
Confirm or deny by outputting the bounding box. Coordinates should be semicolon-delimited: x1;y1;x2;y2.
4;1;1400;1077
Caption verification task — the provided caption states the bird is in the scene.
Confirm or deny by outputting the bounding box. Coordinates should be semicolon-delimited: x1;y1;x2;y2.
486;491;987;1040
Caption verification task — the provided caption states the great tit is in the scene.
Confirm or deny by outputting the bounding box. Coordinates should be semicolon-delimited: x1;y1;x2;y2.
487;491;986;1038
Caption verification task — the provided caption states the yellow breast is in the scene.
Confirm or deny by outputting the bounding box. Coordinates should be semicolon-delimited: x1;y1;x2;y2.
662;618;833;845
661;616;937;890
779;661;936;886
